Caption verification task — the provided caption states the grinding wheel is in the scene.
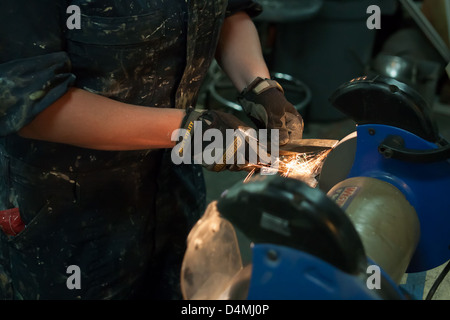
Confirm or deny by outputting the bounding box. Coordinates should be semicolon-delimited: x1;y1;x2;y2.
318;131;357;193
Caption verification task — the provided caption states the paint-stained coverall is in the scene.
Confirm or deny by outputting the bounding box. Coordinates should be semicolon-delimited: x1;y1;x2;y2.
0;0;262;299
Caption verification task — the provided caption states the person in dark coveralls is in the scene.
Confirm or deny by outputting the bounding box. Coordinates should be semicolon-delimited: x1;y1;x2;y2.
0;0;303;299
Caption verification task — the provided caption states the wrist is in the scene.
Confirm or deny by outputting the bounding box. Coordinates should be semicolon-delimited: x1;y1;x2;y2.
240;77;284;97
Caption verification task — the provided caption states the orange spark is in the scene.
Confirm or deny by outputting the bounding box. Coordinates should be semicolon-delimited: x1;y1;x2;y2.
244;149;332;188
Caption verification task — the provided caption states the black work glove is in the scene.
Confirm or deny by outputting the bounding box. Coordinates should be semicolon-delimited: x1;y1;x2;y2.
173;108;271;172
238;77;304;145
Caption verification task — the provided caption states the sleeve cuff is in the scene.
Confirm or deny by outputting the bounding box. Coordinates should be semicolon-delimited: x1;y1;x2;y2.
226;0;263;18
0;52;76;136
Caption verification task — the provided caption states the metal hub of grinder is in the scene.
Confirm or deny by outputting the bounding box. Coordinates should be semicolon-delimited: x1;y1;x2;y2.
317;131;421;284
327;176;420;284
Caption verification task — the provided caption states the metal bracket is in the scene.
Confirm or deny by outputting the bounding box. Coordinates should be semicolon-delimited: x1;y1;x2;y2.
378;134;450;162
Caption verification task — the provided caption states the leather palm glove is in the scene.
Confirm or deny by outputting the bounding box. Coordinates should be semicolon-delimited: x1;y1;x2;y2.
173;108;271;172
238;77;304;145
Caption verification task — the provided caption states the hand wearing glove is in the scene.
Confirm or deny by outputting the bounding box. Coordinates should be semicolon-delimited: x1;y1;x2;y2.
238;77;304;145
173;108;271;172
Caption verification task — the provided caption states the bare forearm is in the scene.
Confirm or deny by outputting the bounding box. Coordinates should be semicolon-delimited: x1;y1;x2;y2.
215;11;270;91
18;88;185;150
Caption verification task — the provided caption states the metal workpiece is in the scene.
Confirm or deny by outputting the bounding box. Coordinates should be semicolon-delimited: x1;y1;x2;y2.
279;138;338;154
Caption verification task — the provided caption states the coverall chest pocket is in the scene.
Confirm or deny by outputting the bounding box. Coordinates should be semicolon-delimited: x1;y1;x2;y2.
65;11;173;104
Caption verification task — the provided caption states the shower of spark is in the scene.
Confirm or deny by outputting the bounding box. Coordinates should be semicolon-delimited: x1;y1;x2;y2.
243;149;332;188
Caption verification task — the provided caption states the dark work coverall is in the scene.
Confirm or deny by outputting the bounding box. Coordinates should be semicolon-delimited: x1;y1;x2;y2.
0;0;261;299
